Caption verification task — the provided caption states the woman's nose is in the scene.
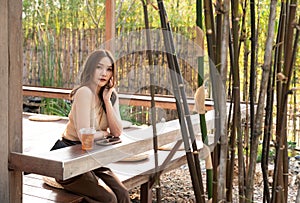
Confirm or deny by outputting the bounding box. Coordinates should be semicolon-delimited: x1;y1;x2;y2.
100;68;107;76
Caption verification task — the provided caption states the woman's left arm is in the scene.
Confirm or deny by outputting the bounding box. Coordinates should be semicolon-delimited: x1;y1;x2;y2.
103;88;123;137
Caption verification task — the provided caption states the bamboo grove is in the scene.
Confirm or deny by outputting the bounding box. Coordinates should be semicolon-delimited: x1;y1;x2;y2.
198;0;299;202
22;0;300;202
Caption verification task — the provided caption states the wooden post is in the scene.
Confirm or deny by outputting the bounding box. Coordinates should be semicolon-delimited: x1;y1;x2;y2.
140;182;153;203
0;0;9;200
0;0;23;202
105;0;115;53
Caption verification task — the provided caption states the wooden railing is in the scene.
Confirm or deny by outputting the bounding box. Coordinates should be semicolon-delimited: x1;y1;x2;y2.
22;85;215;111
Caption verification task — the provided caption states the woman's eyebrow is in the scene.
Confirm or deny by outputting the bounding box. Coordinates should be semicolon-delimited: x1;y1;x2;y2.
98;62;112;67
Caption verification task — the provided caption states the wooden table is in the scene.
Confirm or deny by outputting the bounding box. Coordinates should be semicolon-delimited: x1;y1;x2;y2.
10;113;204;180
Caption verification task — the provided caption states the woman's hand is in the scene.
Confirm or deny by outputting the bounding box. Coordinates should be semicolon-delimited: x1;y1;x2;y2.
94;130;109;140
102;89;123;137
103;79;114;104
103;87;114;104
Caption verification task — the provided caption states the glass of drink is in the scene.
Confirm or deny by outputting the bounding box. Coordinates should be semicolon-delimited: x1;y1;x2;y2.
80;128;96;150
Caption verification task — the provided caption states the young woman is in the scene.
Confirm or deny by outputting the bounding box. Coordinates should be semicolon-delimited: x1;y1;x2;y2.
51;50;131;203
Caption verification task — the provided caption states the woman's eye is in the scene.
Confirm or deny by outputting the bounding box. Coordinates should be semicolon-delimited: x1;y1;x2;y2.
107;67;113;72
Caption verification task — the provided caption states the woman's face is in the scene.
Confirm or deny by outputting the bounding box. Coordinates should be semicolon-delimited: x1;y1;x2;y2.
93;56;113;88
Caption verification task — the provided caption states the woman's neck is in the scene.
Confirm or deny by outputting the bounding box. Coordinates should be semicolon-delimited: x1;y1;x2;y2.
88;83;100;95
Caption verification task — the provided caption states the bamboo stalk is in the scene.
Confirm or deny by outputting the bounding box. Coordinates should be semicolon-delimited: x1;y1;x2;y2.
246;0;278;201
262;3;286;203
226;0;243;202
272;3;298;202
272;3;286;200
226;76;234;203
215;0;222;73
248;0;256;181
242;19;250;203
156;1;205;202
141;1;161;201
202;1;218;202
282;11;298;201
226;28;236;202
196;0;213;199
215;0;230;202
297;181;300;203
261;52;273;203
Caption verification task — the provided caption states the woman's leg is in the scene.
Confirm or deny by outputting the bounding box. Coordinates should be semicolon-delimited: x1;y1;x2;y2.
57;172;117;203
93;167;131;203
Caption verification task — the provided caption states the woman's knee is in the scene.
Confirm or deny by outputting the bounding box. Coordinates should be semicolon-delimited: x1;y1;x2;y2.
99;191;118;203
115;188;130;202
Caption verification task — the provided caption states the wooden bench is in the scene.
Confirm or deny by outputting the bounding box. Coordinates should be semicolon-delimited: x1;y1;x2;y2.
23;174;84;203
9;112;212;202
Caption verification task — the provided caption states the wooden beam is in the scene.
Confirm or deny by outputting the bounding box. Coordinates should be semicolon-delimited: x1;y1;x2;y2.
8;0;23;153
105;0;115;52
0;0;9;202
0;0;23;203
8;1;23;203
118;93;198;111
23;86;72;100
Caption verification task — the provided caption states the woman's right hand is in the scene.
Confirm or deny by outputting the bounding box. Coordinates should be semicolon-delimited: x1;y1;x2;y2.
94;130;109;140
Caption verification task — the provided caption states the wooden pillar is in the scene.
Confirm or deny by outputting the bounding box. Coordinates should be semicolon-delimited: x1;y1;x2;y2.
140;182;153;203
0;0;23;202
105;0;115;53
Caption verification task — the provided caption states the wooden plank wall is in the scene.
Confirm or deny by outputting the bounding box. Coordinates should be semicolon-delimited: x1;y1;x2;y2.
0;0;23;203
22;28;199;95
